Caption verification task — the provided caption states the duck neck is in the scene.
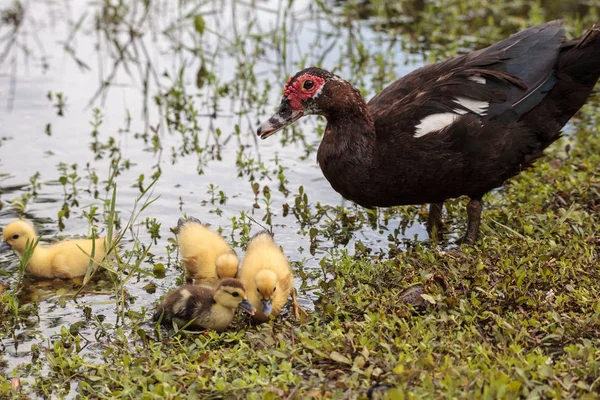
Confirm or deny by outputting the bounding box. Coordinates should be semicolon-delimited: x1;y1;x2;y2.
325;81;376;146
212;303;235;322
15;237;41;259
319;99;376;166
315;92;380;205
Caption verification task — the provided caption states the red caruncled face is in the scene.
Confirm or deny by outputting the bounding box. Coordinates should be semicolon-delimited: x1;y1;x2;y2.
283;74;325;111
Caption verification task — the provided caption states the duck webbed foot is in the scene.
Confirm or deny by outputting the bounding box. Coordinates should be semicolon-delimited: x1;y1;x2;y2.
462;198;483;244
426;202;445;240
291;288;308;320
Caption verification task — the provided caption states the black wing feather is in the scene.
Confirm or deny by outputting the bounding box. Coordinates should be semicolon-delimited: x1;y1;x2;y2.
368;20;566;136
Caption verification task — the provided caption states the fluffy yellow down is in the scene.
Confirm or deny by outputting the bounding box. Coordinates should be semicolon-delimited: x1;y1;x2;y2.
1;220;108;279
239;232;293;322
177;221;238;283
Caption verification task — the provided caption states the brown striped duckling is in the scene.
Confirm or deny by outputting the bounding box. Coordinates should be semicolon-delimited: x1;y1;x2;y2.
0;220;108;279
153;279;255;331
175;217;239;284
239;231;304;322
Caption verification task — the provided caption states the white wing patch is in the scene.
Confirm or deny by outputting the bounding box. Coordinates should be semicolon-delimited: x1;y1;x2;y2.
415;113;459;138
414;95;489;138
454;97;488;116
468;75;486;84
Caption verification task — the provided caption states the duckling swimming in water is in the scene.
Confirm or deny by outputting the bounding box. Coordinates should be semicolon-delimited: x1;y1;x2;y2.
239;231;304;322
175;217;239;284
0;220;108;279
153;278;255;331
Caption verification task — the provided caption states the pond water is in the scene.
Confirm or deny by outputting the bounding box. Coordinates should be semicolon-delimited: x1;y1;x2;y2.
0;0;596;393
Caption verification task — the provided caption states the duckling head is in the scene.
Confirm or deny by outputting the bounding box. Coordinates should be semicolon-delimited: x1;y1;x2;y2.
215;253;239;279
214;278;255;315
1;220;37;255
254;269;278;316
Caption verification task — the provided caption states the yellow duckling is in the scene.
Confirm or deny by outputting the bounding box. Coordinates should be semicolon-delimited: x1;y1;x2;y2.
176;217;239;284
153;279;255;331
0;220;108;279
239;231;303;322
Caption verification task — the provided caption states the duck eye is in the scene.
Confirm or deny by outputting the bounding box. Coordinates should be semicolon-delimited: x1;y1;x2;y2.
273;287;276;292
257;288;260;293
231;292;239;297
302;80;314;90
11;234;19;240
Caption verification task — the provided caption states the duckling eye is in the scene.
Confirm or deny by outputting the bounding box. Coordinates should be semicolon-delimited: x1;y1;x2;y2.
273;287;276;292
302;80;314;91
257;288;260;293
11;234;19;240
231;292;239;298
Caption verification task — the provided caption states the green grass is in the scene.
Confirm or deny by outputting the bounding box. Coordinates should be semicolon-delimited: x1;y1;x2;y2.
2;113;598;398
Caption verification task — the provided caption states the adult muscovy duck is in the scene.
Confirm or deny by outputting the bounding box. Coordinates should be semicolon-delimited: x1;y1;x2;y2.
257;21;600;243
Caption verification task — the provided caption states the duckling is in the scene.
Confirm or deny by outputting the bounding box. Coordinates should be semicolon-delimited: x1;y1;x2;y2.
176;217;239;284
239;231;304;322
153;278;255;331
0;220;108;279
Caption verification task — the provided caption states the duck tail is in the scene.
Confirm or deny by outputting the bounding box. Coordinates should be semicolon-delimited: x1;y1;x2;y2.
215;253;239;278
247;231;276;251
576;22;600;50
186;216;204;225
552;22;600;125
560;23;600;85
251;230;274;240
173;216;205;235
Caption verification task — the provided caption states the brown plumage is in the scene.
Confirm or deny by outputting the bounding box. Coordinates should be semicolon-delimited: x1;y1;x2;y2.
257;21;600;243
153;279;255;332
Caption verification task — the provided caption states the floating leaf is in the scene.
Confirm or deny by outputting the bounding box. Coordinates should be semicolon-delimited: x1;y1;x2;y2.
196;63;208;89
143;283;157;293
194;15;205;35
153;263;166;278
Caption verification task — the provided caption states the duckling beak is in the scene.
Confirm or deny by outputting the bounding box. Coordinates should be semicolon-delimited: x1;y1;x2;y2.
257;99;304;139
238;299;256;316
261;299;273;316
0;242;10;253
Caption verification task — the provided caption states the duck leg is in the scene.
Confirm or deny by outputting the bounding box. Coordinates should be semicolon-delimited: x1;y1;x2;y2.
463;198;483;244
426;202;444;240
291;288;308;319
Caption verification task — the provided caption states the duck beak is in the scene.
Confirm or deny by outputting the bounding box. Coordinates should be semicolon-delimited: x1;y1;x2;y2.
257;99;304;139
238;299;256;316
0;242;10;253
261;299;273;316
